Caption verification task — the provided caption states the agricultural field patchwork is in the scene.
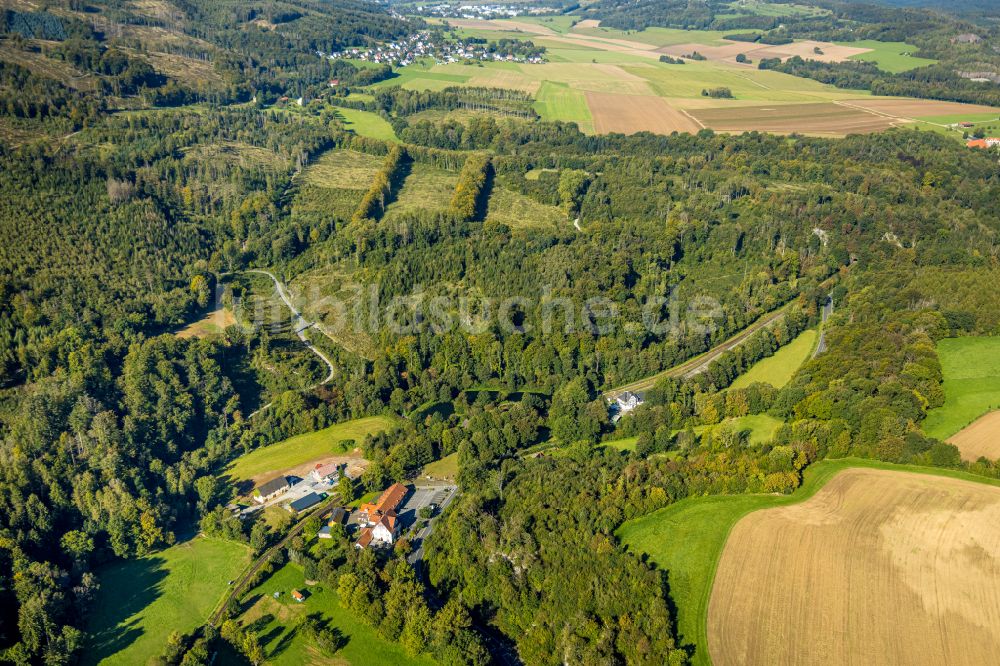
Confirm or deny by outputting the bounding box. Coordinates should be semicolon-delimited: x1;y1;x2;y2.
923;337;1000;441
394;19;1000;137
619;460;1000;665
709;468;1000;666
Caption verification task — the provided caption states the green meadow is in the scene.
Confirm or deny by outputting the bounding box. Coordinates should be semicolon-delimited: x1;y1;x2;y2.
617;458;1000;665
85;537;251;666
533;80;592;131
923;337;1000;440
730;328;816;389
225;415;400;482
840;40;937;73
238;562;437;665
336;108;399;142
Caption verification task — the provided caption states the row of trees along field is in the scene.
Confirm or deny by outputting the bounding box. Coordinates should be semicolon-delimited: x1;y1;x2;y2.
2;53;1000;662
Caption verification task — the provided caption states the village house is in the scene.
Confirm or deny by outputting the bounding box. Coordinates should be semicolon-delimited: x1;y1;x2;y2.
354;482;408;548
254;476;290;504
291;589;305;603
967;137;1000;149
317;507;348;539
609;391;644;422
311;462;342;483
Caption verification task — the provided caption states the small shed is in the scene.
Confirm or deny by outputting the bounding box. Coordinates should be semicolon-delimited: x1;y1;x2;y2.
291;589;305;603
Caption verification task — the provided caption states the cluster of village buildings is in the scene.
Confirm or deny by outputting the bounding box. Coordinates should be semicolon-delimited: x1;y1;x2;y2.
252;466;414;550
408;3;559;19
321;30;544;67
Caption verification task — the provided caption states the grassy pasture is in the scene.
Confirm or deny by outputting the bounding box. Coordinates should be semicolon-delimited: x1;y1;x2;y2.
383;163;459;220
533;80;593;131
617;458;1000;666
839;39;937;73
239;562;437;665
422;452;459;480
85;536;251;666
224;415;400;483
729;328;816;389
335;108;398;142
923;337;1000;440
485;184;567;229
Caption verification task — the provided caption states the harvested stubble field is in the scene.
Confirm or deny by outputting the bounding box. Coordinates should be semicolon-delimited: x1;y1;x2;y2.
586;92;702;134
709;467;1000;666
690;101;902;135
948;410;1000;461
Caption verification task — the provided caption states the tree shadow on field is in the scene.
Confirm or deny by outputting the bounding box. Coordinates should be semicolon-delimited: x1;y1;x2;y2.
81;556;170;665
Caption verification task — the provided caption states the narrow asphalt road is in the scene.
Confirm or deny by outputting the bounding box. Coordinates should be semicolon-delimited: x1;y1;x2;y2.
245;269;336;385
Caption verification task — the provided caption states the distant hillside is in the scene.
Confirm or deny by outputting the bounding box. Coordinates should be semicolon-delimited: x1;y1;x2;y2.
0;0;415;112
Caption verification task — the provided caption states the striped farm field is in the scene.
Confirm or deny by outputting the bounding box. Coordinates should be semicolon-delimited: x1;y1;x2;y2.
690;102;902;135
709;467;1000;665
948;411;1000;462
586;92;702;134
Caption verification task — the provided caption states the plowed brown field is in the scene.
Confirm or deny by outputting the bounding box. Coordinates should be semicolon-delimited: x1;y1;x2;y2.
690;102;902;135
709;468;1000;666
948;410;1000;461
586;92;702;134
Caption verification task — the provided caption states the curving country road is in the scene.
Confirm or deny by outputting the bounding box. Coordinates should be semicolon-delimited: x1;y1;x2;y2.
245;269;336;385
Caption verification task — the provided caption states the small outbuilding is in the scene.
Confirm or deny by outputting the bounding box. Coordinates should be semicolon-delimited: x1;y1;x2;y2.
288;492;323;514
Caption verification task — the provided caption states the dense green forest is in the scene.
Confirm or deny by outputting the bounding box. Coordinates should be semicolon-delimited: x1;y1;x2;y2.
1;0;1000;664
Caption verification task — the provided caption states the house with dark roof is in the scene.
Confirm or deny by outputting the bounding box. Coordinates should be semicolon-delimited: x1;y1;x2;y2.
254;476;290;504
317;507;349;539
288;492;323;514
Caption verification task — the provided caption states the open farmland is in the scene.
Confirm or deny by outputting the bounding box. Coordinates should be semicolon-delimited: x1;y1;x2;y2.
690;102;904;135
619;459;1000;665
948;411;1000;462
406;19;1000;137
585;91;702;134
709;467;1000;666
923;337;1000;440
